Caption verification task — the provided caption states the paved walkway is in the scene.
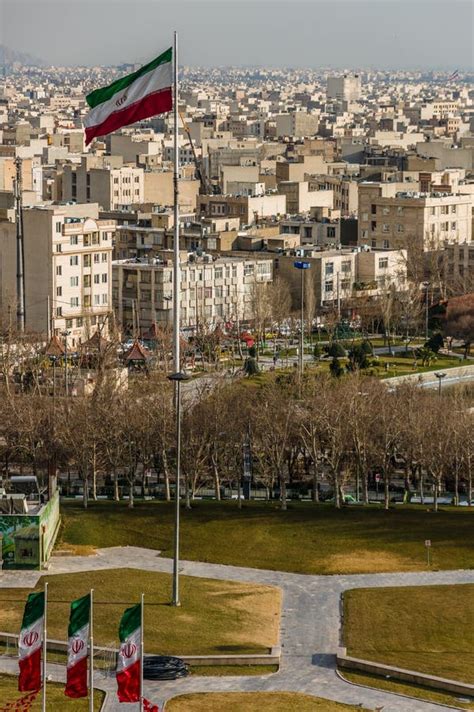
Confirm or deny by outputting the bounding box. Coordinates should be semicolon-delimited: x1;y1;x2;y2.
1;547;473;711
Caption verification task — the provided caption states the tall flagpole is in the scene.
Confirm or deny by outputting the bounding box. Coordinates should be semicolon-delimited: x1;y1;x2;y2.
42;582;48;712
171;29;182;607
140;594;144;712
89;589;94;712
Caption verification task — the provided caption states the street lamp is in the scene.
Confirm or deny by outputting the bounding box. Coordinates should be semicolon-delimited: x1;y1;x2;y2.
61;330;71;396
293;261;311;376
422;281;430;342
167;370;190;607
434;371;446;397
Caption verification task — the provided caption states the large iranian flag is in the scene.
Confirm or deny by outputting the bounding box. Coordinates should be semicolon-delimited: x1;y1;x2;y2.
65;593;91;699
18;592;44;692
116;603;142;703
84;47;173;145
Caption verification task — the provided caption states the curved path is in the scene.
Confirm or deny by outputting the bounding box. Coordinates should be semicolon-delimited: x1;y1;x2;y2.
1;547;473;712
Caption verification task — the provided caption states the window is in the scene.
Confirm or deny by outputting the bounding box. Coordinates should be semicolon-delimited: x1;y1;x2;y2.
84;274;91;287
383;239;390;249
371;204;376;214
232;266;237;278
113;177;119;184
362;229;368;239
431;207;437;216
102;294;108;304
84;235;91;246
65;319;73;329
382;224;390;233
70;276;79;287
204;287;212;298
215;267;223;279
135;176;140;183
94;294;100;305
70;255;78;266
362;213;368;221
76;317;83;327
371;239;376;248
324;280;333;292
94;254;100;263
397;206;404;215
215;286;223;298
56;286;62;296
56;306;62;316
441;222;449;231
341;261;351;273
327;226;336;238
396;224;404;233
451;205;457;214
325;262;334;275
70;297;79;307
56;265;62;276
382;207;390;215
84;254;91;267
101;273;108;283
55;221;62;233
55;244;62;253
102;253;108;262
378;258;389;269
451;222;457;230
371;221;376;231
441;205;449;215
244;264;254;277
341;280;350;290
70;235;78;245
94;274;100;284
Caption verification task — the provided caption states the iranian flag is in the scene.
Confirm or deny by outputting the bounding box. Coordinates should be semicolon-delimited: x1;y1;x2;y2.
84;47;173;145
65;593;91;699
18;592;44;692
116;603;142;703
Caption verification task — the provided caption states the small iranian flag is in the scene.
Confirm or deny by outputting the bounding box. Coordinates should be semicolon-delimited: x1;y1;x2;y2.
18;592;44;692
116;603;142;703
65;593;91;699
84;47;173;145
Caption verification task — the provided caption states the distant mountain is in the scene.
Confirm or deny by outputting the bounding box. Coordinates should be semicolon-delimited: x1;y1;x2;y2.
0;44;46;67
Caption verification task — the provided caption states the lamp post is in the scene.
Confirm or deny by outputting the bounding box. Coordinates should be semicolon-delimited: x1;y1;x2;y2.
61;330;71;396
293;261;311;376
422;281;430;342
167;370;190;607
434;371;446;397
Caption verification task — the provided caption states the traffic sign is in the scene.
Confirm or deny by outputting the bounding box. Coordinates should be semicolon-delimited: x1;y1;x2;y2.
293;261;311;270
425;540;431;547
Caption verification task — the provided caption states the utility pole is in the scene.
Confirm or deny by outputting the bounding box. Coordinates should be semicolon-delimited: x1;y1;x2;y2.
293;261;311;376
14;157;25;332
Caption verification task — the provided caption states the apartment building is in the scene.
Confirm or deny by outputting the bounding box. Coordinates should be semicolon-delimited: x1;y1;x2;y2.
358;183;472;254
112;254;273;333
63;158;144;210
326;75;361;102
307;174;358;215
197;193;286;226
275;112;319;138
0;203;114;345
276;247;406;307
278;181;333;214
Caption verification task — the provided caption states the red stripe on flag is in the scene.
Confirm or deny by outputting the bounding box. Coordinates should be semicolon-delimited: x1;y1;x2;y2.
85;87;172;145
65;656;88;698
116;659;141;703
18;648;42;692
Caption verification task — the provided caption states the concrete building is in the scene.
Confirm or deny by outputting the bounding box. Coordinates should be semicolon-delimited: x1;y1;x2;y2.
278;181;333;214
0;203;114;345
275;112;319;138
327;75;361;102
358;182;472;255
112;254;273;333
63;158;144;210
197;193;286;226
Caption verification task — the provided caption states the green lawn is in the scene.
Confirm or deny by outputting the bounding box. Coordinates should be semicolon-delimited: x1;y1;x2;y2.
0;569;280;656
0;674;104;711
59;500;474;575
373;353;464;379
342;670;474;710
166;692;365;711
344;584;474;683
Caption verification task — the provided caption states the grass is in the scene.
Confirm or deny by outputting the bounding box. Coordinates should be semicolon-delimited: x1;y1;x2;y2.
59;500;474;575
344;584;474;683
0;569;280;656
165;692;365;711
0;674;104;711
341;670;474;710
191;664;278;676
372;353;463;379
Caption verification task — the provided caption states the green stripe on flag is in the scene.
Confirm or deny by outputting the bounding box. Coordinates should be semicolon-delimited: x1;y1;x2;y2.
86;47;172;109
68;593;91;637
21;592;44;630
119;603;141;642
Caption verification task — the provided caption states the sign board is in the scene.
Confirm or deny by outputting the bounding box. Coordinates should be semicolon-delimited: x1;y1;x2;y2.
293;261;311;270
425;539;431;547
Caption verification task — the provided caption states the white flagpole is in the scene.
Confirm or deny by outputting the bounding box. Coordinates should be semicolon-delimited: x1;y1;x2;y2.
173;29;180;372
42;582;48;712
89;589;94;712
140;594;144;712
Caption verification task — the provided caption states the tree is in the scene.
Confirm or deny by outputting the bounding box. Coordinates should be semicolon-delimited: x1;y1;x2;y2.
326;342;346;358
329;357;344;378
425;332;444;354
441;294;474;359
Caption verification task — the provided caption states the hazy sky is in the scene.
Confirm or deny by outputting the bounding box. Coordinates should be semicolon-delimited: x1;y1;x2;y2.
1;0;473;70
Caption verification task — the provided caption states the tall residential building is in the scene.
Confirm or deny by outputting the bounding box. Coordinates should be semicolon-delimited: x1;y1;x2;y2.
326;75;361;103
0;203;114;346
63;158;144;210
358;183;472;255
112;254;273;334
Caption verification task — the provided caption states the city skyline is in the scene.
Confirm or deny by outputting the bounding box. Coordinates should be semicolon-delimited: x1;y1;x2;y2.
2;0;473;71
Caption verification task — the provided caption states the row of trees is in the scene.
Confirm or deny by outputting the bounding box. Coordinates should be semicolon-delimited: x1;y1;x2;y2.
0;370;472;512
